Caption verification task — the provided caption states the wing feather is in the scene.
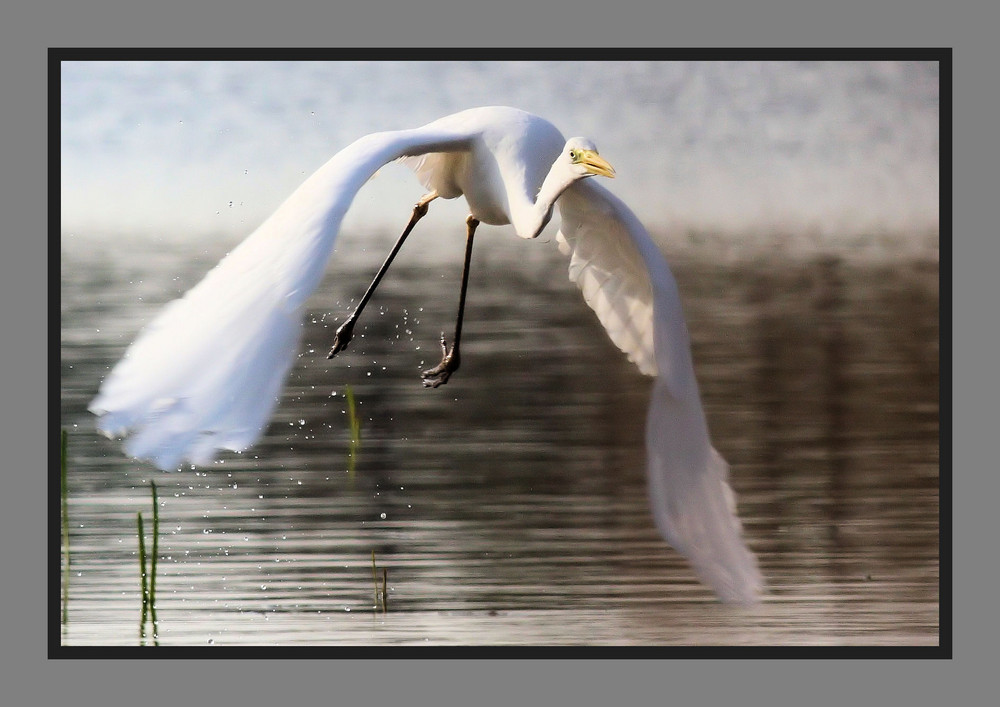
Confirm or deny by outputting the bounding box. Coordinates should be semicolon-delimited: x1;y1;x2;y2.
556;180;662;378
557;180;763;603
90;125;475;470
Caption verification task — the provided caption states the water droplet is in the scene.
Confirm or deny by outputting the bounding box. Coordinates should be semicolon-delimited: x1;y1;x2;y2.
380;512;386;520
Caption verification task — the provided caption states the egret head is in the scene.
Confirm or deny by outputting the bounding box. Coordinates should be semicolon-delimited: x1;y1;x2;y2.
564;138;616;180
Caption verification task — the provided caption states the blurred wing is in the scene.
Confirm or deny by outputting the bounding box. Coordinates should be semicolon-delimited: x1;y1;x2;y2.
557;180;763;603
90;125;475;470
645;382;764;604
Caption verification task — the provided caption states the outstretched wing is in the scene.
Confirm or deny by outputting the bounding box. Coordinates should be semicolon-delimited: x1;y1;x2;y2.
90;125;476;470
555;181;658;377
556;180;763;603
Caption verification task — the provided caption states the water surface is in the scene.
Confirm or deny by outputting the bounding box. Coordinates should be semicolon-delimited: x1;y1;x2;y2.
59;233;941;647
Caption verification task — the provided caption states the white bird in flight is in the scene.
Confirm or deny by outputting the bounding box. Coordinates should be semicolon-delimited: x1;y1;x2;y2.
90;106;763;604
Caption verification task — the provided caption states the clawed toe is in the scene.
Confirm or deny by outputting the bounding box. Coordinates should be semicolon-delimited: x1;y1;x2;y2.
327;320;355;358
421;368;451;388
421;359;457;388
422;334;459;387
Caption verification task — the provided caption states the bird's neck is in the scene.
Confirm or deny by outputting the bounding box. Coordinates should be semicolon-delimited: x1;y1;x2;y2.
510;166;578;239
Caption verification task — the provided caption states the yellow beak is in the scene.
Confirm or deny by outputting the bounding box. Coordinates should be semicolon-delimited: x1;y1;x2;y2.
578;149;616;178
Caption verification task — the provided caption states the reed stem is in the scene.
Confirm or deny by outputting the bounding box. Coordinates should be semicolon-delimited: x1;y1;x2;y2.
60;429;70;626
150;481;159;631
137;511;148;638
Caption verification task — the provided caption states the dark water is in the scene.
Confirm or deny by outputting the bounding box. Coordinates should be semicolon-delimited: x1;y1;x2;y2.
59;233;941;646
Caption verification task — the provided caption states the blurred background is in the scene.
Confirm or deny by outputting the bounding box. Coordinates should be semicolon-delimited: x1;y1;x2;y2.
59;60;941;647
61;60;940;251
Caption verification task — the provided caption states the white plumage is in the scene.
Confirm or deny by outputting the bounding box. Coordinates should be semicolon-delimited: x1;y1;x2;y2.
90;106;763;603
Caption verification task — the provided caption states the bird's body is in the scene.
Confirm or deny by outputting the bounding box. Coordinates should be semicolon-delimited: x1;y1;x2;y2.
91;106;763;604
399;107;567;234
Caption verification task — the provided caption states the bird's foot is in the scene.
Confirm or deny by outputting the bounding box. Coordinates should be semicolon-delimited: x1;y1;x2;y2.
327;320;356;358
422;334;460;388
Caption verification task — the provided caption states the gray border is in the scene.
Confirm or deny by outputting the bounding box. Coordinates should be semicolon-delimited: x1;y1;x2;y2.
5;1;988;706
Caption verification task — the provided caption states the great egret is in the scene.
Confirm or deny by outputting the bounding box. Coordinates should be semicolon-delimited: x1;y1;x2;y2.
90;106;763;604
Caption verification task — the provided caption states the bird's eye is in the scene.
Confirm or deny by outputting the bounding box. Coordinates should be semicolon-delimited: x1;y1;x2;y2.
568;149;577;159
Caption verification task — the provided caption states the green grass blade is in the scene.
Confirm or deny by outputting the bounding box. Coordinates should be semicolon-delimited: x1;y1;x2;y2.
60;429;70;626
371;550;378;611
150;482;159;634
346;385;361;479
137;511;148;638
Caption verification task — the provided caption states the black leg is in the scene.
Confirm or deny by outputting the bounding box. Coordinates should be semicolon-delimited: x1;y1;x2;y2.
422;215;479;388
328;192;437;358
